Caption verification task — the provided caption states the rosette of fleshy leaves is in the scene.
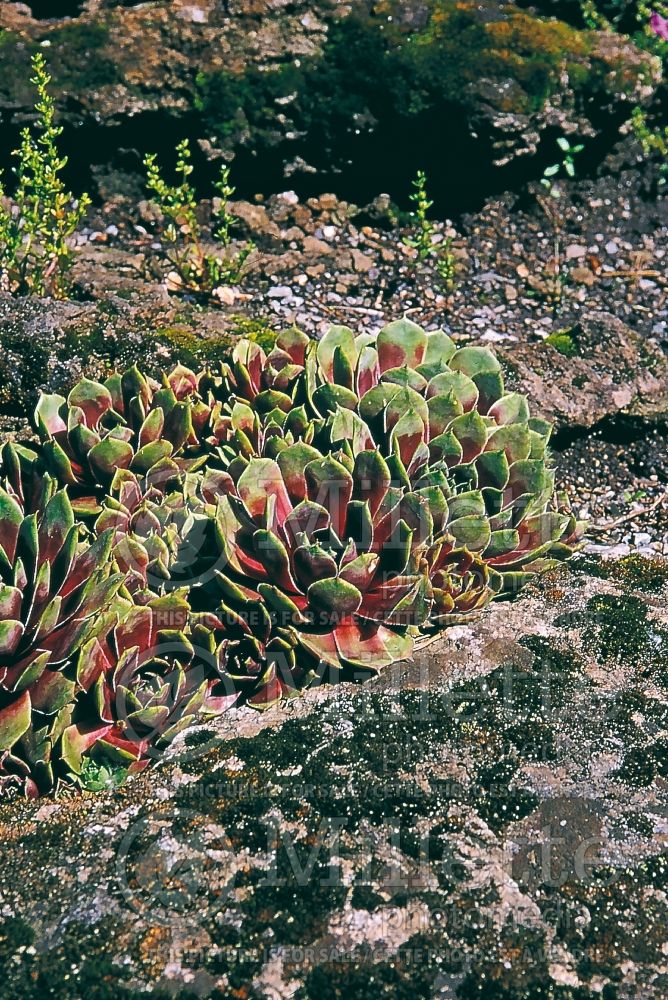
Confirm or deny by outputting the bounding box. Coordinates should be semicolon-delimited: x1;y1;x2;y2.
190;601;303;710
206;322;583;596
214;331;309;416
94;467;232;601
300;320;585;591
69;591;236;775
33;363;226;516
0;465;125;797
208;445;433;704
204;331;314;474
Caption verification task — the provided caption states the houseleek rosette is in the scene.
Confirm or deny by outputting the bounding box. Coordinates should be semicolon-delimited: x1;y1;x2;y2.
210;447;429;702
0;475;125;796
70;592;236;772
216;321;584;593
34;363;225;514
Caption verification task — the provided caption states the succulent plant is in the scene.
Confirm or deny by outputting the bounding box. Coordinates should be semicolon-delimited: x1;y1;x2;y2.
0;441;46;515
216;331;310;413
209;322;583;596
191;601;303;710
71;592;235;771
206;333;316;475
211;449;425;694
94;467;231;600
0;478;125;797
34;363;217;515
302;320;584;589
426;545;495;626
2;317;584;793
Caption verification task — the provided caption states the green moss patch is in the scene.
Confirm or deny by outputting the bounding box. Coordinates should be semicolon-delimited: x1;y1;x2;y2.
544;328;580;357
580;593;668;674
573;553;668;593
196;1;603;160
0;916;183;1000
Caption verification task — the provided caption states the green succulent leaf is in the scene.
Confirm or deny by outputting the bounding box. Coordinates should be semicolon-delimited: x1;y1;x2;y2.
312;383;359;415
450;410;488;464
0;691;31;750
307;577;363;617
88;438;135;482
487;424;532;464
475;450;510;490
67;378;113;427
132;440;174;473
449;346;501;377
35;393;67;437
488;392;530;425
377;319;427;372
485;529;521;558
316;325;357;381
448;515;491;551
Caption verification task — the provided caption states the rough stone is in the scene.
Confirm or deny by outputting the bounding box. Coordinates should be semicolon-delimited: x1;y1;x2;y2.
227;200;282;240
302;235;334;256
498;312;668;432
0;0;659;199
0;289;239;419
1;560;667;997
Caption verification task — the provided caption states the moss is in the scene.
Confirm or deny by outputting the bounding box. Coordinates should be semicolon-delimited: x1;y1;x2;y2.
581;594;668;672
227;315;278;353
150;326;235;368
295;944;443;1000
0;331;53;416
350;884;386;911
149;319;276;368
0;22;118;108
544;328;579;357
196;1;605;163
573;553;668;594
485;11;592;112
0;916;189;999
0;33;38;108
548;863;668;981
43;21;120;92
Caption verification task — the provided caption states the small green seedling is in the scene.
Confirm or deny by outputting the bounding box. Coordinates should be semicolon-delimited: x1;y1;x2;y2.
403;169;457;290
404;170;435;261
80;757;129;793
541;137;585;197
630;106;668;187
144;138;255;301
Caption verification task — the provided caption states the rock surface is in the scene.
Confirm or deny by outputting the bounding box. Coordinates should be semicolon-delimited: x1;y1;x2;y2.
0;288;243;422
498;312;668;431
1;557;667;997
0;1;660;201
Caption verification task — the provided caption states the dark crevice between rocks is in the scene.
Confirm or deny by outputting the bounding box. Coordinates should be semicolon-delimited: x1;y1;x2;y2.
552;413;668;452
24;1;85;18
0;106;640;221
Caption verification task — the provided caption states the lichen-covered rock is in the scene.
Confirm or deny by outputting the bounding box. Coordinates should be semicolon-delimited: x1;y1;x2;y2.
0;289;271;421
0;0;660;197
0;556;667;997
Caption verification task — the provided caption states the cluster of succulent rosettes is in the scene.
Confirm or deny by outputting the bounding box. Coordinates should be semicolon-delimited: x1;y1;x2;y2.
0;464;125;797
216;321;584;592
71;593;235;774
94;467;230;601
212;449;434;690
33;362;231;516
0;318;584;795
